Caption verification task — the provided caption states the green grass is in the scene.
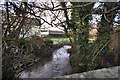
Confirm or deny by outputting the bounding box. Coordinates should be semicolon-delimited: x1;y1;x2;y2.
50;38;70;43
46;38;71;43
46;37;95;44
88;38;95;43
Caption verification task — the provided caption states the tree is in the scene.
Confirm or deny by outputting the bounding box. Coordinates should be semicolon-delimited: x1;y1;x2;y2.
69;2;120;72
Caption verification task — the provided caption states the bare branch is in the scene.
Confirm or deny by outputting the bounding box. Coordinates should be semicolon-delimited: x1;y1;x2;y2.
28;2;95;11
82;14;92;20
103;6;120;14
10;2;53;27
103;6;111;23
50;0;55;9
92;39;111;62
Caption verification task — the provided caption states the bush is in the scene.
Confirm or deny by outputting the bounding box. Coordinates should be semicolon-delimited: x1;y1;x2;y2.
33;44;53;58
2;36;55;78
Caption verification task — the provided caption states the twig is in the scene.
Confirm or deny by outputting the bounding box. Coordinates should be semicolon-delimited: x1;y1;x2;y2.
103;7;111;23
92;39;111;62
103;6;119;14
29;2;95;11
82;14;92;20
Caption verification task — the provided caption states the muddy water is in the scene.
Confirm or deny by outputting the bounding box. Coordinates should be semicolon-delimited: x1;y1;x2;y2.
19;45;72;78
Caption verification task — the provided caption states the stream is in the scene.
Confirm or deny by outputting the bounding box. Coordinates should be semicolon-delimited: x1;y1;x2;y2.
19;45;72;78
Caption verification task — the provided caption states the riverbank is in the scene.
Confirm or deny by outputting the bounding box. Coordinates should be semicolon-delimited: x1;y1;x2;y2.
19;45;72;78
18;44;65;73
